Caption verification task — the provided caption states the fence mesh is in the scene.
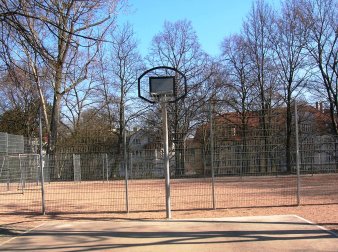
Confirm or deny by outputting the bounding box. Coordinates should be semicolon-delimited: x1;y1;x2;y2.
0;132;41;213
0;102;337;215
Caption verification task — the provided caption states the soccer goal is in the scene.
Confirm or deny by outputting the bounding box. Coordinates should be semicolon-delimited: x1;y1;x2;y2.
0;154;40;193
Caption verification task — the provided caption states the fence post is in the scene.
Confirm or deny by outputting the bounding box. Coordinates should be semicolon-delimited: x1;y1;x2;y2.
5;133;9;191
6;157;9;191
209;101;216;210
19;154;24;192
129;152;133;179
295;101;301;206
102;154;105;182
73;154;81;182
39;107;46;215
105;154;108;181
122;103;129;213
102;153;108;182
124;159;129;213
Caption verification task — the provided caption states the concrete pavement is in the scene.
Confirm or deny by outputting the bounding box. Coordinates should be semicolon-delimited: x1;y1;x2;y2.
1;215;337;251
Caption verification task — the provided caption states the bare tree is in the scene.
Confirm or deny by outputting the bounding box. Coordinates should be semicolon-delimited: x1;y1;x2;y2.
0;65;41;136
220;34;256;173
302;0;338;134
95;47;119;132
221;35;256;116
110;23;144;155
0;0;123;154
0;15;51;136
61;75;98;133
242;0;278;172
269;0;311;172
94;23;145;173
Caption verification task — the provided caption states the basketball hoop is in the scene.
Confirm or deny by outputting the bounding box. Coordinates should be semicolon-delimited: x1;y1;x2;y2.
138;66;187;104
137;66;187;219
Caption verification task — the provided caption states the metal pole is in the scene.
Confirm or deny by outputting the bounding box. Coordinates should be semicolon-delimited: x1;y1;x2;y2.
102;154;104;182
6;158;9;191
124;151;129;213
122;103;129;213
162;97;171;219
295;101;301;206
39;107;46;215
102;153;108;182
36;155;39;186
105;153;108;182
130;152;133;179
6;133;9;191
209;101;216;210
19;154;24;192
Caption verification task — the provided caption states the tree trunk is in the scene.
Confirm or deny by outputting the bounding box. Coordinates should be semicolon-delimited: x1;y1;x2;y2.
48;62;62;149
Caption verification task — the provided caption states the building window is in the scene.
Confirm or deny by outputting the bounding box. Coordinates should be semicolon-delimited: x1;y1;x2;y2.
133;139;141;145
301;123;311;133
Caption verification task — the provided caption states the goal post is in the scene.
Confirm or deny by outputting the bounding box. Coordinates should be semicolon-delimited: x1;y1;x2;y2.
0;154;40;193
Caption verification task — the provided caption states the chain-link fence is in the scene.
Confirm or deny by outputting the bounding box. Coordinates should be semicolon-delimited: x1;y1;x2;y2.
0;102;337;215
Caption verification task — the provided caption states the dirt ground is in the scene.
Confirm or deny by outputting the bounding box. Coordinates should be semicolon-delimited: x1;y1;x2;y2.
1;174;337;245
1;174;337;213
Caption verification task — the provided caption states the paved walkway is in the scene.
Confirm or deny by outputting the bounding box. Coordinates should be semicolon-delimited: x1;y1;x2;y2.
1;215;337;251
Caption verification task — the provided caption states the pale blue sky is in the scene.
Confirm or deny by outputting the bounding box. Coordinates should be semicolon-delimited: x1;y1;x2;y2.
118;0;280;57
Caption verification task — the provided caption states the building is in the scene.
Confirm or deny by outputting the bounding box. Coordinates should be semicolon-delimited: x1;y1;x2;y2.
192;103;337;176
128;129;165;178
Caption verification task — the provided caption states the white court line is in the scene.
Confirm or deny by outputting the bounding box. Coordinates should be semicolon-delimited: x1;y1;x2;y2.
0;222;46;246
293;215;338;238
167;214;338;238
166;214;313;222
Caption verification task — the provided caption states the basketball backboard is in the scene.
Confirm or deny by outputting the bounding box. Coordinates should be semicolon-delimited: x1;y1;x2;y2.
138;66;187;104
149;76;175;96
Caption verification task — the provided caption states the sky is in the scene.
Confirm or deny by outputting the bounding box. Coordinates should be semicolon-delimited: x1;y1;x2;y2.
117;0;280;57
